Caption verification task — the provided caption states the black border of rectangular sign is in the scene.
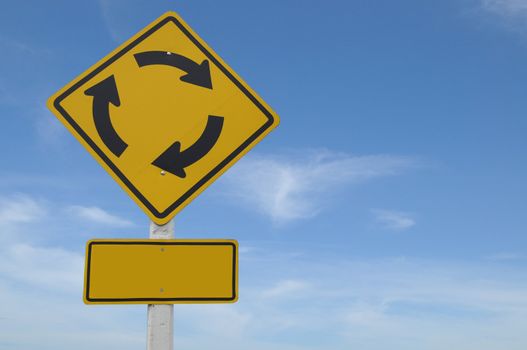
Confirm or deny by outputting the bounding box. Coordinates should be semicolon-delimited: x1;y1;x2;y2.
85;240;237;303
52;14;275;220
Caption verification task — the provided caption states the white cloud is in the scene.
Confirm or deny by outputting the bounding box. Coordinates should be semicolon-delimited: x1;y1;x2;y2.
0;195;80;293
222;150;418;224
345;302;387;327
481;0;527;32
482;0;527;17
67;205;134;227
0;196;144;350
336;264;527;350
486;252;524;261
177;305;253;340
0;243;83;293
0;34;51;56
239;246;255;255
0;194;46;225
0;219;526;350
261;279;310;299
169;252;527;350
0;192;524;349
98;0;126;42
34;112;66;147
98;0;146;42
372;209;416;231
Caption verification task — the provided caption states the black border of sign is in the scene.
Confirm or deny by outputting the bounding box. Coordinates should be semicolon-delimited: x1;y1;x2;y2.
53;15;275;220
85;241;237;303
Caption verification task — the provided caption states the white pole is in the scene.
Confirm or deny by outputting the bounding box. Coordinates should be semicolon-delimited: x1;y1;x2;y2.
147;220;174;350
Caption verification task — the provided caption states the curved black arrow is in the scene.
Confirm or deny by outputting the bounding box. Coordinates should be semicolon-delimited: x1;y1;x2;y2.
84;75;128;157
152;115;224;178
134;51;212;89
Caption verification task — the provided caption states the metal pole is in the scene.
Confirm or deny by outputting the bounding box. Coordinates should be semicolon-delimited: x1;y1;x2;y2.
147;220;174;350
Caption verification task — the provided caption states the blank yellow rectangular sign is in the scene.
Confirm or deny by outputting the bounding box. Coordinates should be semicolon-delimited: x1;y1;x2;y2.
84;239;238;304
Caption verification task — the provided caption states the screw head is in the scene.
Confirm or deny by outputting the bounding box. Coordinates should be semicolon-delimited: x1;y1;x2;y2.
160;170;166;176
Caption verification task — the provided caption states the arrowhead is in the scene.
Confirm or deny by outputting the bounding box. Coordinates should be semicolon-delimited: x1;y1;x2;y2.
152;141;187;178
84;75;121;106
180;60;213;89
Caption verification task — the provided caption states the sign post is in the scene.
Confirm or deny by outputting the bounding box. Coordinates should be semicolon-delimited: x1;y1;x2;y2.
49;11;277;350
148;220;174;350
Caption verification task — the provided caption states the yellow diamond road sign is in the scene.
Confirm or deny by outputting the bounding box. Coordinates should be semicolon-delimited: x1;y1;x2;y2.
47;12;279;224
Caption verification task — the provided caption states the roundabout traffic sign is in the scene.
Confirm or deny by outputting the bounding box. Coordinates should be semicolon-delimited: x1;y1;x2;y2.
47;12;280;224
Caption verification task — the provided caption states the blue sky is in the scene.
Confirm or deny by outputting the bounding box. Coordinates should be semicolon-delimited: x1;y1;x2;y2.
1;0;527;349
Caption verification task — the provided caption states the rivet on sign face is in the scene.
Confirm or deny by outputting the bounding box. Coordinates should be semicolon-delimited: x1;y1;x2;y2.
160;248;165;252
160;170;166;176
160;288;164;293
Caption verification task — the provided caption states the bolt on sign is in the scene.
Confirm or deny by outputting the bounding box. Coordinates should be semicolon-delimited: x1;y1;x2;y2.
47;12;280;224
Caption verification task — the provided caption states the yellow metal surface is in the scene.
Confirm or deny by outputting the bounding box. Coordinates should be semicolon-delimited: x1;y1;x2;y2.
83;239;238;304
47;12;279;224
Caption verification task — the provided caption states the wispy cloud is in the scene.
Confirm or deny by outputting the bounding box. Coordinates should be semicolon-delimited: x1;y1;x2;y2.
97;0;144;43
34;111;66;147
0;34;51;57
261;280;310;299
0;216;526;350
98;0;125;42
0;194;46;225
0;195;143;350
67;205;133;227
170;252;527;350
372;209;416;231
481;0;527;32
0;243;83;293
486;252;525;261
482;0;527;17
222;150;419;224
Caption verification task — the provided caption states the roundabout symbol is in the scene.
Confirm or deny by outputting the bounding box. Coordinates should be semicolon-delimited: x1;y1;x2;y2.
84;51;224;178
47;12;280;224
